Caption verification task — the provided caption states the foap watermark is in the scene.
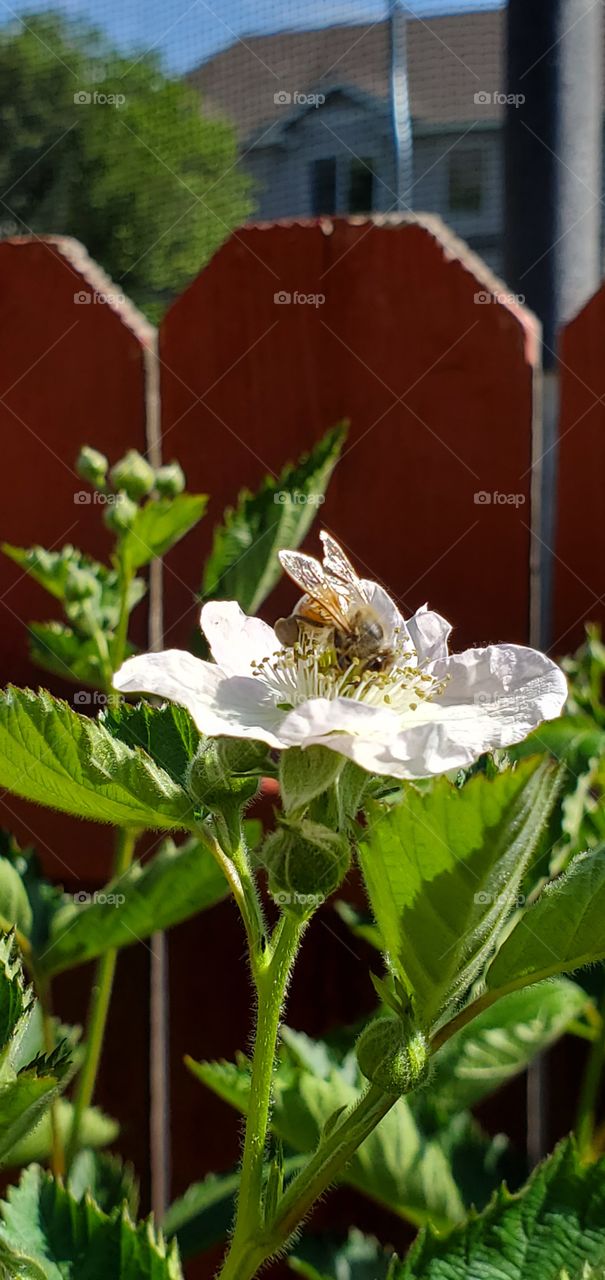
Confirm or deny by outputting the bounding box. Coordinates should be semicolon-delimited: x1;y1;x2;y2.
73;490;125;506
273;90;325;108
474;890;526;908
474;490;526;508
274;290;325;307
272;891;325;908
73;889;126;907
474;289;525;307
74;89;126;108
74;290;125;306
72;690;121;708
273;491;325;507
473;90;525;108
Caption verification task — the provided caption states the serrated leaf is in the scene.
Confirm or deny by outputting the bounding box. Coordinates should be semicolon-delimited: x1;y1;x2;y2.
121;494;207;571
4;1100;117;1167
395;1138;605;1280
99;701;200;790
486;850;605;997
68;1150;139;1217
39;834;228;977
201;423;346;614
0;688;193;831
430;979;587;1113
358;758;560;1027
0;1164;183;1278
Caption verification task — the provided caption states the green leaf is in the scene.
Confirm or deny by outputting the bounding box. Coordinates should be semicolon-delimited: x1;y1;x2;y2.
4;1100;117;1167
0;860;32;938
163;1157;304;1260
201;423;346;614
334;902;383;951
0;687;194;831
2;545;146;636
99;701;200;791
358;758;560;1027
486;850;605;997
120;494;207;571
290;1228;392;1280
0;1164;183;1278
0;838;64;955
395;1138;605;1280
39;834;228;977
430;979;587;1113
68;1150;139;1216
28;623;136;690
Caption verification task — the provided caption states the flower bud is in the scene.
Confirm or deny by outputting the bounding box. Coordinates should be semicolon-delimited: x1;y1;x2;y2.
356;1015;430;1096
103;493;138;534
64;566;98;603
186;738;259;812
76;445;108;490
263;819;350;914
109;450;155;501
154;462;186;497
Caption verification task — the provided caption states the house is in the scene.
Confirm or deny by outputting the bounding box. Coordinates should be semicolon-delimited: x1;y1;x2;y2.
187;10;509;271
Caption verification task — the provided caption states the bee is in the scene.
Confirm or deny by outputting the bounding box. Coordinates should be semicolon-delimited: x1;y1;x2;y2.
275;531;394;673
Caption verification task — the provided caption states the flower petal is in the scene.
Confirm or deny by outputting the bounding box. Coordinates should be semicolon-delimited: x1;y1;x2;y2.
114;650;286;748
359;579;411;650
407;604;452;664
280;696;398;747
201;601;281;678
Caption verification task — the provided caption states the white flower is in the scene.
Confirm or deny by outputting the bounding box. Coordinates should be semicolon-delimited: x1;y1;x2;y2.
113;535;567;779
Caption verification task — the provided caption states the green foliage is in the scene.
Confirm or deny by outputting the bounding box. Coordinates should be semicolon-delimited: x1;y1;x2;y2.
200;424;347;614
119;495;208;572
39;834;228;977
4;1100;118;1168
163;1157;305;1260
100;701;200;791
0;936;72;1164
0;13;252;315
395;1139;605;1280
486;849;605;996
291;1229;391;1280
358;758;559;1028
68;1149;139;1217
0;1164;183;1277
0;688;194;831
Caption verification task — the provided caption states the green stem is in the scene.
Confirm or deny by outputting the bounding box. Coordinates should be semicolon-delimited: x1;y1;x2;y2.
219;1084;396;1280
65;826;137;1170
576;988;605;1158
213;812;267;983
218;914;303;1280
112;560;133;674
38;978;64;1177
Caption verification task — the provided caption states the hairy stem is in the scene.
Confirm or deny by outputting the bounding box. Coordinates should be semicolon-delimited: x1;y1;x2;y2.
218;914;303;1280
65;826;137;1169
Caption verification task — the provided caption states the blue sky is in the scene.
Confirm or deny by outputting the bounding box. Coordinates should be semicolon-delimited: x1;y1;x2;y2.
4;0;503;72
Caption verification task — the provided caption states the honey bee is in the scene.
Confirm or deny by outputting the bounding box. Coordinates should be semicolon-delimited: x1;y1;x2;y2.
275;532;394;673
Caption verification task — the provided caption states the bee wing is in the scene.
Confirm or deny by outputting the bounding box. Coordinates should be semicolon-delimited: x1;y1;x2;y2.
279;549;350;629
320;532;366;604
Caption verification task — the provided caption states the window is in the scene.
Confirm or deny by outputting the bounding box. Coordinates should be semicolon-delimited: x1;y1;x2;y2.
447;148;484;213
348;158;375;213
310;158;337;215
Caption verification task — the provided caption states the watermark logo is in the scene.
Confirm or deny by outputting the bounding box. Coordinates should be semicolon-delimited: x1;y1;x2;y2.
272;891;325;908
474;890;525;908
74;290;125;306
274;290;325;307
474;490;526;508
73;690;121;708
74;89;126;108
474;90;525;108
74;889;126;907
474;289;525;307
73;490;125;506
273;90;325;108
274;491;325;507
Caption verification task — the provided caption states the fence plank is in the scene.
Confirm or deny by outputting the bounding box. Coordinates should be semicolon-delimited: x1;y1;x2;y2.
553;285;605;652
160;215;540;656
0;236;152;882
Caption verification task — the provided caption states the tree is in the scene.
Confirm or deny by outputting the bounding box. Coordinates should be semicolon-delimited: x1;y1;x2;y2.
0;12;253;315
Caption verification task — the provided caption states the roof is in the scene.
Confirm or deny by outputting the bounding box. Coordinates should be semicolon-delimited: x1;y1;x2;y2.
187;11;506;141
